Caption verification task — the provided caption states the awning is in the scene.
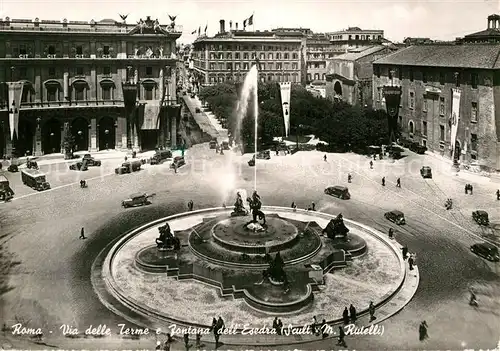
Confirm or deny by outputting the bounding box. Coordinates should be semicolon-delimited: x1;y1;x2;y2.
141;103;160;130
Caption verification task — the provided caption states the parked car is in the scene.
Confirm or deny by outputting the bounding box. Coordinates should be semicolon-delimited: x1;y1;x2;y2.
472;210;489;226
409;142;427;154
420;166;432;179
121;193;155;208
150;150;172;165
470;242;500;262
384;210;406;225
84;157;101;167
115;160;142;174
386;145;403;159
195;107;201;113
209;140;218;149
69;160;88;171
256;150;271;160
170;156;186;168
324;186;351;200
7;164;19;172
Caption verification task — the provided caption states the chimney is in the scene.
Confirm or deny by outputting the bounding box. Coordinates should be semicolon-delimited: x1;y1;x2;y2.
219;19;225;33
229;20;233;31
235;22;239;31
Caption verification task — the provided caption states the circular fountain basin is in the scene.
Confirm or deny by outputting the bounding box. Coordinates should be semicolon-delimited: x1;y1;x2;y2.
212;216;299;254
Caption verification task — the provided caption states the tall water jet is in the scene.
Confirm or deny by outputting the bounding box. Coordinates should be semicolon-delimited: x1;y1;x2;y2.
234;65;259;191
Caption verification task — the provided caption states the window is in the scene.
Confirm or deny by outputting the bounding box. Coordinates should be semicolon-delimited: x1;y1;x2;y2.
75;86;85;101
103;66;111;76
284;63;290;70
276;53;281;60
292;53;298;59
375;66;380;78
103;46;110;55
409;92;415;109
226;63;232;70
409;121;414;135
210;63;215;70
398;116;402;127
235;53;240;59
235;63;240;70
102;86;111;100
259;53;265;60
422;71;427;83
422;121;428;136
439;72;445;85
455;73;461;87
423;98;428;112
76;67;84;76
276;63;282;70
243;53;249;60
268;63;273;70
145;87;153;100
439;97;445;116
243;63;249;70
48;67;56;77
409;70;414;82
76;46;83;55
218;53;223;59
471;73;478;89
268;53;273;60
470;133;478;152
292;63;298;70
210;53;216;60
48;45;56;55
388;70;393;80
227;53;232;60
471;102;478;122
146;67;153;76
440;125;445;141
422;139;427;147
19;45;27;55
47;87;57;102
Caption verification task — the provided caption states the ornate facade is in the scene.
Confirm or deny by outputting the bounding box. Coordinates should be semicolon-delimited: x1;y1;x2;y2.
0;16;182;157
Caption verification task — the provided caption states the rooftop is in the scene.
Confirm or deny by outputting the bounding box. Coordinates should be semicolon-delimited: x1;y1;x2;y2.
195;30;303;43
332;45;392;61
0;16;182;34
373;44;500;69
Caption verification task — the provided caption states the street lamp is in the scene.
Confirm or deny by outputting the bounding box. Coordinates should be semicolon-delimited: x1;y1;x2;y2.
296;123;304;150
389;69;395;86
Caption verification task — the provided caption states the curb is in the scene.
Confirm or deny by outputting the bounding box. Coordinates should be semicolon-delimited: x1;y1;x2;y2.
92;207;419;346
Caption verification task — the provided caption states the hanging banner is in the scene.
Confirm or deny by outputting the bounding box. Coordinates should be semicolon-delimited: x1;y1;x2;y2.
450;88;461;160
382;85;402;143
8;82;24;140
279;82;291;137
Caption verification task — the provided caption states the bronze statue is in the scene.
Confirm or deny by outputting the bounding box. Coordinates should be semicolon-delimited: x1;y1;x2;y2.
231;192;247;216
247;191;266;225
262;252;287;283
156;222;181;250
322;213;349;240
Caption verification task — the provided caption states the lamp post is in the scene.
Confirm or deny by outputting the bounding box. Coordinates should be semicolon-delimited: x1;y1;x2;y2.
77;130;82;151
50;132;55;153
296;123;303;150
390;69;395;87
104;129;109;150
454;72;459;87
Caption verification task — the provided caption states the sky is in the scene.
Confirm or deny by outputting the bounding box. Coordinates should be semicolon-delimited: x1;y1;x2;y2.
0;0;499;44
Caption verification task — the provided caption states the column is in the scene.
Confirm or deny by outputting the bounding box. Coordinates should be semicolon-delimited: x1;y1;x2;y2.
171;110;177;148
63;72;69;100
60;122;68;154
132;122;139;150
116;115;126;149
90;117;97;151
34;118;42;156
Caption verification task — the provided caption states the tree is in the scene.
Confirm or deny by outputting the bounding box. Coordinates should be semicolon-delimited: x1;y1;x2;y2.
63;129;75;159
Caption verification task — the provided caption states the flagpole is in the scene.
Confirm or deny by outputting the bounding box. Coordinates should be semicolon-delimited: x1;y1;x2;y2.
252;11;255;31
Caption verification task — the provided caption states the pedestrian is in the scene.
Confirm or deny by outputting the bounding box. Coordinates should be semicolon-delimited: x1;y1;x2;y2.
337;326;347;347
188;200;194;211
214;316;224;348
272;317;279;333
497;189;500;200
277;319;283;335
276;149;279;156
373;154;377;161
369;301;376;321
470;185;473;195
348;173;352;183
382;177;385;186
396;178;401;187
124;155;128;162
311;315;318;335
419;321;429;341
408;254;415;270
370;160;373;169
402;245;408;260
324;154;327;162
349;304;357;322
311;202;316;211
195;333;201;348
388;228;394;239
155;340;162;350
220;148;224;155
183;333;189;349
79;227;86;239
342;306;349;324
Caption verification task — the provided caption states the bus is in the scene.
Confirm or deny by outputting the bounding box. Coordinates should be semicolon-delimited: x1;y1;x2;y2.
21;169;51;191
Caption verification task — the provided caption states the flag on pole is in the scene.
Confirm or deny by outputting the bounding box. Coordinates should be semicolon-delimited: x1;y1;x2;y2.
243;19;247;28
248;14;253;26
198;26;201;36
191;29;196;34
204;24;208;33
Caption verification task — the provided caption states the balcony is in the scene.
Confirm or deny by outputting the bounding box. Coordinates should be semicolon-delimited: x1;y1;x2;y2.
12;99;124;110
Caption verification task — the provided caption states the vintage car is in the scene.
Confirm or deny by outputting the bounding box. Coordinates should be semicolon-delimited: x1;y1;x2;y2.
115;160;142;174
324;186;351;200
384;210;406;225
170;156;186;168
420;166;432;179
470;242;499;262
472;210;489;226
81;154;101;166
7;164;19;172
209;140;218;149
121;193;154;208
409;142;427;154
195;107;201;113
221;141;230;150
386;145;403;159
69;159;89;171
256;150;271;160
150;150;172;165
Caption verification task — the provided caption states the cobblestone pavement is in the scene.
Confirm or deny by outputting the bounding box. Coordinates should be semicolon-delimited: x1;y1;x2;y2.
0;145;498;350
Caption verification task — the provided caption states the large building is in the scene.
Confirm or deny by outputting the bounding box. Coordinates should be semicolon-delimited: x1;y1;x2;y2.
327;27;385;51
325;45;396;106
191;21;305;87
373;43;500;171
457;14;500;44
0;15;182;158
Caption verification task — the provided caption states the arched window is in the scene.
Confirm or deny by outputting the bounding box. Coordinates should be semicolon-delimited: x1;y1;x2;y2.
409;121;414;135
